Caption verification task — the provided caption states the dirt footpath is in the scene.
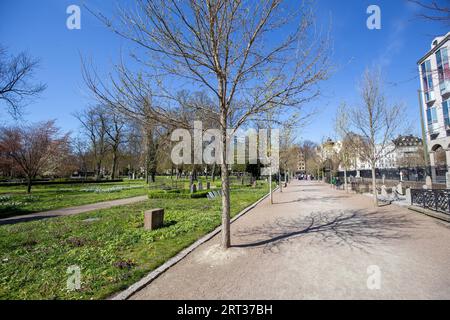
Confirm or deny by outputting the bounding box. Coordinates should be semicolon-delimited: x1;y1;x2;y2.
131;181;450;300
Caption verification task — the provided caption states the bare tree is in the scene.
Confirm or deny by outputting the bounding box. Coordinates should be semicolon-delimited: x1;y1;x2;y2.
72;135;91;180
341;69;405;206
87;0;330;249
74;106;109;180
0;46;46;118
335;103;356;192
0;121;69;193
299;140;318;175
279;124;298;190
105;111;126;180
408;0;450;25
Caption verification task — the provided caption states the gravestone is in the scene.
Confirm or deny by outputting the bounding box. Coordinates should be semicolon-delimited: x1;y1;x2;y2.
206;182;210;189
405;188;411;204
426;176;432;189
144;208;164;230
198;181;203;191
381;185;388;198
397;182;403;195
252;180;257;188
190;183;197;193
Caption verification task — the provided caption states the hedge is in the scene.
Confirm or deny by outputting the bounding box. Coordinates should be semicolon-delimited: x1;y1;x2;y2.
0;179;124;187
148;189;209;199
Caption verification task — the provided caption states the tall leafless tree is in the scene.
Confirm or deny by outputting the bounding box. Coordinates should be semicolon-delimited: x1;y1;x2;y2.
86;0;330;248
0;46;46;118
299;140;318;175
105;111;126;180
74;106;109;180
340;69;405;207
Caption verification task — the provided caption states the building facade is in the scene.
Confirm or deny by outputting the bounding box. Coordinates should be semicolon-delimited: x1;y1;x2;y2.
326;135;422;173
418;32;450;184
296;149;306;173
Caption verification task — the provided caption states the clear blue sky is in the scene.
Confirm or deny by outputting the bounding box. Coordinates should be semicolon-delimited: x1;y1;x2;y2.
0;0;447;143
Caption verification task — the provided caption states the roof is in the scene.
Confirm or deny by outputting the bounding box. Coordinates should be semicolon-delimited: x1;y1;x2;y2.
417;32;450;65
393;135;423;147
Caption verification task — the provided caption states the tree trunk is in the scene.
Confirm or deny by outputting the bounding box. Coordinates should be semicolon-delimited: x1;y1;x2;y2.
111;149;118;180
211;163;216;181
279;169;283;192
144;123;157;184
344;168;348;193
371;165;378;207
220;108;230;249
26;177;32;194
96;161;102;181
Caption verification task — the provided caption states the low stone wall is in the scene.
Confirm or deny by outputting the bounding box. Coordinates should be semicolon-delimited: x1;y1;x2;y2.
353;178;447;192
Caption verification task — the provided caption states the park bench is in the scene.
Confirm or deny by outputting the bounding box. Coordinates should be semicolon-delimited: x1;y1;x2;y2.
207;190;223;200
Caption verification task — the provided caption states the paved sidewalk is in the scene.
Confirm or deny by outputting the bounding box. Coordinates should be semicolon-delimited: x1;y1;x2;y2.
131;180;450;300
0;195;148;225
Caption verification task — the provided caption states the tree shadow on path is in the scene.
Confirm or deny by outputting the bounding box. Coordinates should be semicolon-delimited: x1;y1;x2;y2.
233;209;416;254
275;194;350;205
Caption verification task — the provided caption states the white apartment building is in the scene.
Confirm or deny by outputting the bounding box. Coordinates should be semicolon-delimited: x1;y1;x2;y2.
418;32;450;184
322;135;422;173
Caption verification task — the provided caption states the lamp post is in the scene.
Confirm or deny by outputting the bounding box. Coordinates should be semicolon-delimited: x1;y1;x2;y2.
418;89;430;175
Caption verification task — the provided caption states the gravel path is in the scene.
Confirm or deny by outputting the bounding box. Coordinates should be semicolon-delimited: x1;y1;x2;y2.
0;195;148;225
131;180;450;300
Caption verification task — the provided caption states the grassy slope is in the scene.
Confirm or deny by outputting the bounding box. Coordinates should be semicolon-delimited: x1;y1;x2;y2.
0;184;268;300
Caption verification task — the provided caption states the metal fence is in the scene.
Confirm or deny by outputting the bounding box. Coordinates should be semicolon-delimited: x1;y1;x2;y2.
411;189;450;215
339;168;430;182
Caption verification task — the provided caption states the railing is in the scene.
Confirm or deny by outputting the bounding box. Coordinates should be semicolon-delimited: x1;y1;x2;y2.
411;189;450;215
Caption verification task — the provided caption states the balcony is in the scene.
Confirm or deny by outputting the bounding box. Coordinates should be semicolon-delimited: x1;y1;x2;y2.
440;80;450;98
425;90;436;104
429;123;440;139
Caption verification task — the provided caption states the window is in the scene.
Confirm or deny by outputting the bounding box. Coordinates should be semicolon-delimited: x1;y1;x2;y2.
436;47;450;92
421;60;435;100
443;99;450;126
427;106;438;126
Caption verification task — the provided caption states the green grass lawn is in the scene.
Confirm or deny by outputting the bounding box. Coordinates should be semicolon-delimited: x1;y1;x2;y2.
0;180;149;218
0;183;269;300
0;176;255;218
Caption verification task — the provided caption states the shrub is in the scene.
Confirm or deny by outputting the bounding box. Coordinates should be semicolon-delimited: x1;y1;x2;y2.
148;189;209;199
189;190;209;199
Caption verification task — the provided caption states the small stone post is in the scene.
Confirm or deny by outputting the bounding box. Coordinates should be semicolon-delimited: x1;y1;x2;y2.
405;188;411;204
426;176;432;189
397;182;404;195
144;208;165;230
381;185;388;198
